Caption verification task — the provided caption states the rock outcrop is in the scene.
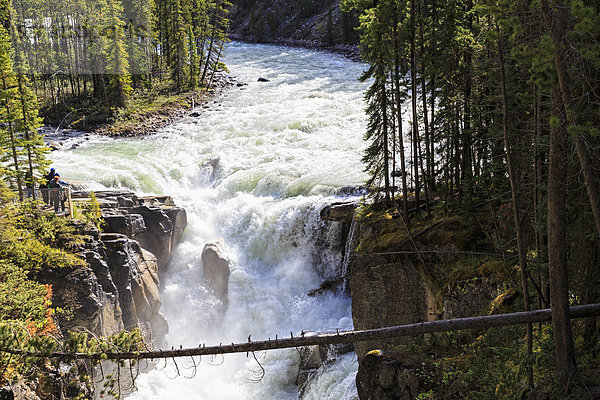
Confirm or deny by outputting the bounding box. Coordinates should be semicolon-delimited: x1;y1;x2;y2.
42;190;186;346
228;0;359;57
96;192;187;273
201;240;230;303
350;254;435;359
320;201;357;223
347;211;507;399
355;350;421;400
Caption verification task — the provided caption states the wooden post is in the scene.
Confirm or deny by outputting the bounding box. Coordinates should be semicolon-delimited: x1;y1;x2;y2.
68;187;73;218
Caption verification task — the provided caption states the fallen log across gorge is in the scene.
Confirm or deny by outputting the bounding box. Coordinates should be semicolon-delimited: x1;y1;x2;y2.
2;303;599;361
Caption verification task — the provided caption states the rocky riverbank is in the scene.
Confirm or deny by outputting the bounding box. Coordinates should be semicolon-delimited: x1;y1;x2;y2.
229;33;360;61
41;72;238;139
39;190;187;348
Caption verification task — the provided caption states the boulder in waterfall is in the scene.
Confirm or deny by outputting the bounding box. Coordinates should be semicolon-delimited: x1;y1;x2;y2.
320;202;357;222
257;77;270;82
336;185;369;197
297;342;355;398
48;140;62;150
201;240;230;302
297;345;327;396
202;157;220;181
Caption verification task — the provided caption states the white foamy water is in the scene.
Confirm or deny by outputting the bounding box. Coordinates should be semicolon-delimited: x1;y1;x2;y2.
50;42;369;399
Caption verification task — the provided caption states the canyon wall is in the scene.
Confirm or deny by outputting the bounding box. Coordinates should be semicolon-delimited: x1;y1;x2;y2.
40;190;187;347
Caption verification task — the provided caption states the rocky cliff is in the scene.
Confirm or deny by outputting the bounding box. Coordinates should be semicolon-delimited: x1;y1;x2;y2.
40;190;187;347
321;204;508;399
228;0;359;55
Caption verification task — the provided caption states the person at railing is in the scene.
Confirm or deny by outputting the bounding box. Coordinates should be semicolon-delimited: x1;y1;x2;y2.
53;173;70;187
42;168;56;203
48;174;69;212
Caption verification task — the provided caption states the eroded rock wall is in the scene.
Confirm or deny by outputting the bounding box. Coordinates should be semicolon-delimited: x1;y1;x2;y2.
349;253;433;360
43;191;186;346
343;210;506;399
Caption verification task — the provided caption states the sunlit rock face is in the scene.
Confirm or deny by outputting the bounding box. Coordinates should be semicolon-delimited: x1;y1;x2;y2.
43;191;187;345
201;240;231;303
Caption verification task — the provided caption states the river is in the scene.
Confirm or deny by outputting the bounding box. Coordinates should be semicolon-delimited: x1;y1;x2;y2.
49;42;370;399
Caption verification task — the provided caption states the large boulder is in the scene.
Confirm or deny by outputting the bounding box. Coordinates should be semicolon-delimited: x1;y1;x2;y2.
201;240;230;302
320;202;357;222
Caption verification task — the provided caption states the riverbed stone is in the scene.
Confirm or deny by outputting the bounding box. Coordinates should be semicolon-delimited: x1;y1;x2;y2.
201;240;230;302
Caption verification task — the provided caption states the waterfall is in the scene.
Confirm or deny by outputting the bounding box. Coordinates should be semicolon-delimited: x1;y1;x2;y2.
341;216;358;293
50;42;368;399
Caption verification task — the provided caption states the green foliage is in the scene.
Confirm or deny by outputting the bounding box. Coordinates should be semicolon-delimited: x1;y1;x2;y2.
75;192;106;231
0;261;51;323
14;200;76;247
3;0;230;123
0;180;145;394
400;322;600;399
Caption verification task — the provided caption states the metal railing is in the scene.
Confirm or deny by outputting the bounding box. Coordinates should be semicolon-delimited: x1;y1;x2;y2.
38;187;74;218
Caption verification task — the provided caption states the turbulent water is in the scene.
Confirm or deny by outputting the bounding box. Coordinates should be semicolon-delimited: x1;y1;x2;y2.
50;42;369;399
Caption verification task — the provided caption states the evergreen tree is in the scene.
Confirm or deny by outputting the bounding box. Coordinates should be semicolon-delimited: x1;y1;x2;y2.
0;25;24;197
104;0;132;107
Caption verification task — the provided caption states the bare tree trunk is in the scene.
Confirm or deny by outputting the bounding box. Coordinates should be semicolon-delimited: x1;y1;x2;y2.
382;77;391;204
498;32;533;389
548;86;577;388
8;305;600;362
534;90;548;309
461;0;473;195
547;1;600;239
393;8;409;217
410;0;420;213
420;30;431;200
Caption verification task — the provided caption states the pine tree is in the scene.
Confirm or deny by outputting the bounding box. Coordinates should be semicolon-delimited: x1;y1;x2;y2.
0;25;24;197
104;0;132;108
0;21;47;199
12;28;48;194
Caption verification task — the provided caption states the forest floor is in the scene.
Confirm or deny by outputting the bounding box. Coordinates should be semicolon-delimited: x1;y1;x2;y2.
39;72;238;137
